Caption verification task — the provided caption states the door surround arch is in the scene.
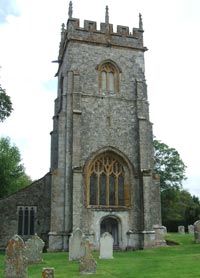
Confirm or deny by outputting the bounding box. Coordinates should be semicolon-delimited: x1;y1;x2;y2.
100;215;122;247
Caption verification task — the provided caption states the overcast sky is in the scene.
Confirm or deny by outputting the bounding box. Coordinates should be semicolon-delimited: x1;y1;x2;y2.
0;0;200;196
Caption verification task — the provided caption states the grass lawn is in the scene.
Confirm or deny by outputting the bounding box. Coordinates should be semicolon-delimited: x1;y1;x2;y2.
0;233;200;277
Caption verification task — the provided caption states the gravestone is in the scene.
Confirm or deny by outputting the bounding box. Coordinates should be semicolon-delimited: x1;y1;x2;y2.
4;234;27;278
188;225;194;234
25;234;45;264
178;226;185;234
153;225;167;246
194;220;200;243
163;226;167;234
99;232;113;259
79;239;97;274
69;228;86;261
42;268;55;278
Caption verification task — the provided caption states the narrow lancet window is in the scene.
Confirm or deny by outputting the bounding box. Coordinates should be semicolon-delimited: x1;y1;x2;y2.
109;72;114;92
17;206;37;236
102;71;107;91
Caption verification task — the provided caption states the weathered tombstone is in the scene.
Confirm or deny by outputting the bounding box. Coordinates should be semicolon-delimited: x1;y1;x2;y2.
163;226;167;234
178;226;185;234
69;228;86;261
79;239;97;274
99;232;114;259
194;220;200;243
188;225;194;234
25;234;45;264
153;225;166;246
4;234;27;278
42;268;55;278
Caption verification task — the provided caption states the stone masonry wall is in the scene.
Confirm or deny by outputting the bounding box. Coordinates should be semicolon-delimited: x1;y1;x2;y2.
0;173;51;250
66;41;148;244
62;43;145;169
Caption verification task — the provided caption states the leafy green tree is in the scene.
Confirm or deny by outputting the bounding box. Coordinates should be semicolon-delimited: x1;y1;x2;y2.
161;187;180;222
0;137;32;198
183;191;200;225
0;85;13;122
153;139;200;230
153;139;187;191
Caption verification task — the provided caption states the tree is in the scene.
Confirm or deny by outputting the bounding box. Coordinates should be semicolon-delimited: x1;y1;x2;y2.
153;139;187;191
180;190;200;225
0;85;13;122
0;137;32;198
153;139;200;230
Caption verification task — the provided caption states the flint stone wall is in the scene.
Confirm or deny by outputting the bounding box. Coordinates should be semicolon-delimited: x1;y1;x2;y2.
0;173;51;250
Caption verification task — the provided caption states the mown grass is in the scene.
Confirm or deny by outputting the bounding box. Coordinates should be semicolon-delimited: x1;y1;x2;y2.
1;233;200;277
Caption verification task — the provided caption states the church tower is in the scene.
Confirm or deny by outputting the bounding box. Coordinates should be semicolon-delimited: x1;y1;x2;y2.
48;2;164;251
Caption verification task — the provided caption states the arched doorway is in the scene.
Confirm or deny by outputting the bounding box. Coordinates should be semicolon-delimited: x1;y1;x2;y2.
100;217;119;247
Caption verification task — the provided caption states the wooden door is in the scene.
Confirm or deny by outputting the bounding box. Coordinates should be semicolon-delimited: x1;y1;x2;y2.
100;217;118;246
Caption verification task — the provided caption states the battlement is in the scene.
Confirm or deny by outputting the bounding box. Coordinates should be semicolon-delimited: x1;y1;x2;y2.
66;18;142;36
66;18;143;36
58;2;146;61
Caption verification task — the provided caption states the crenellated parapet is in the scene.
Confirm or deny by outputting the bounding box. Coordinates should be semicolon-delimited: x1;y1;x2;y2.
58;3;146;61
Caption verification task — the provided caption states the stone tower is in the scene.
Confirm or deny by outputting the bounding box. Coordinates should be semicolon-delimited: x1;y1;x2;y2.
48;2;164;251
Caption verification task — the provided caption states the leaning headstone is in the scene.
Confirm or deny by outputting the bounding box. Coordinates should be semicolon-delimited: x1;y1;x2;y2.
178;226;185;234
25;234;45;264
99;232;113;259
42;267;55;278
69;228;86;261
79;239;97;274
194;220;200;243
188;225;194;234
4;234;27;278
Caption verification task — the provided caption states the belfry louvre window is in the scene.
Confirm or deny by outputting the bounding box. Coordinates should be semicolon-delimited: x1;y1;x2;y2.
98;62;120;93
17;206;37;236
86;154;130;207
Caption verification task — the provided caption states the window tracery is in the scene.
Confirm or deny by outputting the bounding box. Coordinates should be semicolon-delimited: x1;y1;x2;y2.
86;153;130;207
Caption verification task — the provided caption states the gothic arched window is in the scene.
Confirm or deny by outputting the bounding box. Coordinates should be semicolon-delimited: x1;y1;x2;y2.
98;61;120;93
86;153;130;207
